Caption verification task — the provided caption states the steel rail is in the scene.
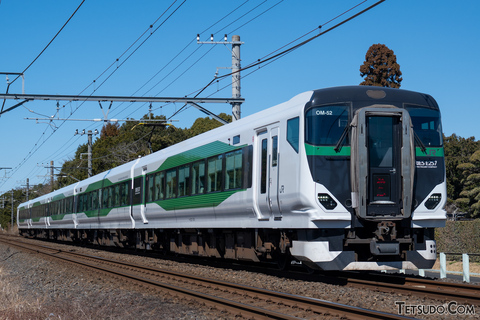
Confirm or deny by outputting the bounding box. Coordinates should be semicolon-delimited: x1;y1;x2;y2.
0;236;408;320
335;272;480;306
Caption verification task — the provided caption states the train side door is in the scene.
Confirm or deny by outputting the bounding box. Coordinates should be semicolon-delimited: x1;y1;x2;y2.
255;126;281;220
269;127;282;219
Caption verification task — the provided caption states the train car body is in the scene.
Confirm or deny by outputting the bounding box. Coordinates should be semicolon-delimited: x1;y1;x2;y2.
18;86;446;271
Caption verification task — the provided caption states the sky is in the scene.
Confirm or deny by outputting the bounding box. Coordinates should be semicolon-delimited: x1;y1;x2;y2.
0;0;479;193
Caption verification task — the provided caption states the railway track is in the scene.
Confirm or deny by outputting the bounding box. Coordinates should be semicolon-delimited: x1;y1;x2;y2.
0;235;408;320
327;270;480;306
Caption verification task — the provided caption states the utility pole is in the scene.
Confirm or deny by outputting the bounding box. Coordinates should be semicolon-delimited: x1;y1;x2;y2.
75;129;99;177
11;190;14;230
19;178;30;201
37;162;56;191
88;130;93;177
50;160;54;191
231;35;242;121
197;34;244;121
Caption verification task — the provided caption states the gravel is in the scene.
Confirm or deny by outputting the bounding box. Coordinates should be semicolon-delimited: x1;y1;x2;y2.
1;235;478;319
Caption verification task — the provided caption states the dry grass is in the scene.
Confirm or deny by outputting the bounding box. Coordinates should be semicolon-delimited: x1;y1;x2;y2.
0;267;48;320
431;259;480;274
0;266;129;320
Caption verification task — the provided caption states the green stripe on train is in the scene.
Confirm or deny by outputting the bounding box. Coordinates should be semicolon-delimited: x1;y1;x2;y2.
415;147;444;157
305;144;444;158
304;144;351;156
152;189;244;211
50;214;67;221
157;141;245;172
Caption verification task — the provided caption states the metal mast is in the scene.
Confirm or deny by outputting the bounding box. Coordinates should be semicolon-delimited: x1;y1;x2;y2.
231;35;242;121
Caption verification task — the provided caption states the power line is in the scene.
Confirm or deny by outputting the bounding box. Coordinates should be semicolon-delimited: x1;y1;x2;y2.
1;0;86;113
0;1;189;190
192;0;385;97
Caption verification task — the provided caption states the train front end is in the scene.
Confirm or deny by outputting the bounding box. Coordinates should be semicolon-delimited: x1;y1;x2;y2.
291;86;446;270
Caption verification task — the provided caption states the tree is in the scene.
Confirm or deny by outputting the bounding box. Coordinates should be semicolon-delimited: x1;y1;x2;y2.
444;134;480;201
360;44;402;88
456;149;480;218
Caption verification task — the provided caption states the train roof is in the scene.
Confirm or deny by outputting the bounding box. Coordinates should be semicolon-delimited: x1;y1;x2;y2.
309;86;440;110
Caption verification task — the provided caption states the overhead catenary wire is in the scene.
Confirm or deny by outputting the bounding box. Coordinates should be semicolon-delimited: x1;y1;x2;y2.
164;0;383;121
180;0;384;108
0;1;185;190
3;0;385;192
1;0;86;114
109;0;259;120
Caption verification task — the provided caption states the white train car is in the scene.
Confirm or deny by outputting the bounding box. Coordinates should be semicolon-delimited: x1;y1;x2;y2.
18;86;446;270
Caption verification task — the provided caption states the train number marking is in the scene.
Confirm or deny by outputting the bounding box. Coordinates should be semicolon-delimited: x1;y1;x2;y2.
316;110;333;116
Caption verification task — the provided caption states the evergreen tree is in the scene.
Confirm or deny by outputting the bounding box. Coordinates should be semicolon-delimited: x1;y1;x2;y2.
360;44;402;88
456;149;480;218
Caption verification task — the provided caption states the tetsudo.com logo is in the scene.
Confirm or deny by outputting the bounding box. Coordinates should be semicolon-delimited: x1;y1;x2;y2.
395;301;475;316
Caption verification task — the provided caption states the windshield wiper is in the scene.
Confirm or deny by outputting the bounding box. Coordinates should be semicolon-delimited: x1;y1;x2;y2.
334;125;350;153
414;132;427;154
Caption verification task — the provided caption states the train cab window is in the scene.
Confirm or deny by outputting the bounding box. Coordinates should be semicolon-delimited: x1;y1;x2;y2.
225;149;243;190
178;165;191;197
192;160;205;195
207;155;223;192
305;105;349;145
166;169;177;199
287;117;299;153
405;106;443;146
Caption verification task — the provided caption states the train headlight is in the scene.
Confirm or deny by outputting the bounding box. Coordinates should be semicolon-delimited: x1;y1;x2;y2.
318;193;337;210
425;193;442;209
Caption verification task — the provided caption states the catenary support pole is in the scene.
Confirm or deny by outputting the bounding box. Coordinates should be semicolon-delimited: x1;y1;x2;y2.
88;130;93;177
231;35;242;121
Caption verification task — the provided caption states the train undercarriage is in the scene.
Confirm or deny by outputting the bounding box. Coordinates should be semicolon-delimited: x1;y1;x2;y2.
20;224;436;271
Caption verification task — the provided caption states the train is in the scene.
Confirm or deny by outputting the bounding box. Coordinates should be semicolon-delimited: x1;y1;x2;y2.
17;86;447;271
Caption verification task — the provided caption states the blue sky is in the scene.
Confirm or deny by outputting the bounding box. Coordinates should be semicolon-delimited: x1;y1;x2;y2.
1;0;479;192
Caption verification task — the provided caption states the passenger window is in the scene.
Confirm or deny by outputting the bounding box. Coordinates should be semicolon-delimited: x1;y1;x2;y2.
207;155;223;192
272;136;278;167
233;135;240;145
114;184;120;207
261;139;267;194
166;169;177;199
225;150;243;190
287;117;299;152
147;175;154;202
155;172;165;200
178;165;191;197
120;182;128;206
192;161;205;195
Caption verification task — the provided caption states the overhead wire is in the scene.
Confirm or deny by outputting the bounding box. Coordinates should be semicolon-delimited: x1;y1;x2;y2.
109;0;254;120
4;0;384;191
1;0;86;113
183;0;384;105
126;0;284;119
1;1;185;190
